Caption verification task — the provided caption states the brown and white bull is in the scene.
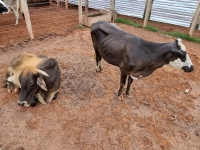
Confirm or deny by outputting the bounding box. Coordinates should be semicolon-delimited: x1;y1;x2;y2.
6;52;61;107
91;21;194;99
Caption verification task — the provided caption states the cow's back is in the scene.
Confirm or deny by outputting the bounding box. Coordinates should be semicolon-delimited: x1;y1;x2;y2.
91;21;140;66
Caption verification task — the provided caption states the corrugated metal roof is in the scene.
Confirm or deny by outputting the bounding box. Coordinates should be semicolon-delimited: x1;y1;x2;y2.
115;0;146;18
150;0;199;27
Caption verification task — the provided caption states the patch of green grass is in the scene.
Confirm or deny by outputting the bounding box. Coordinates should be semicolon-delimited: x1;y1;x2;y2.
162;31;200;44
76;24;84;29
115;17;200;44
145;25;159;32
115;18;142;28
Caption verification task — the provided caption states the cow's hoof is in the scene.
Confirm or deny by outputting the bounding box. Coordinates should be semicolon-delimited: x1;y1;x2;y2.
96;66;100;72
126;93;133;99
118;95;123;101
7;89;12;93
14;87;20;93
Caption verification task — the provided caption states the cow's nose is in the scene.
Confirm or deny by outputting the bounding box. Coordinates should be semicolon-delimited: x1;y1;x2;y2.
18;101;26;106
182;65;194;72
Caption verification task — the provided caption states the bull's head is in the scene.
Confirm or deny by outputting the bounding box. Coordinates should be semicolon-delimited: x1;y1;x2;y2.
169;38;194;72
9;66;49;107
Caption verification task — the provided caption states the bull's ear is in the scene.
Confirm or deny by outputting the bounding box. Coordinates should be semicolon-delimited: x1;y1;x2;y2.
37;76;48;91
171;49;186;60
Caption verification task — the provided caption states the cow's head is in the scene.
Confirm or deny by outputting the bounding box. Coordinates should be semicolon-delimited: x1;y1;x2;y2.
0;0;9;14
9;66;49;107
169;38;194;72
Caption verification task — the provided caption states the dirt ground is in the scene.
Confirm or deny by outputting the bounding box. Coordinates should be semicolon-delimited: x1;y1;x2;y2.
0;5;200;150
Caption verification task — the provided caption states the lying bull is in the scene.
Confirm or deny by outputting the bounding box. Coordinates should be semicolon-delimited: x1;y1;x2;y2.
6;52;61;107
91;21;194;99
0;0;24;25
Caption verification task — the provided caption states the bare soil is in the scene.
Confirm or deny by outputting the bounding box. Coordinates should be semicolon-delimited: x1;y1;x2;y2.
0;5;200;150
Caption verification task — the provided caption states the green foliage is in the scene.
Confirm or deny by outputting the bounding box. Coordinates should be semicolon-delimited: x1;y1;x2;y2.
163;31;200;44
115;17;200;44
76;25;84;29
145;25;159;32
115;18;142;28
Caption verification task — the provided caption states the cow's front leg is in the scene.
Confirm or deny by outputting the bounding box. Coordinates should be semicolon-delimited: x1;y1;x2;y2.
118;71;127;100
126;75;133;98
94;49;103;72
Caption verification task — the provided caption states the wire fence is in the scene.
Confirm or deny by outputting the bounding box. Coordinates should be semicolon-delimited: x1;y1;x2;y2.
0;1;79;46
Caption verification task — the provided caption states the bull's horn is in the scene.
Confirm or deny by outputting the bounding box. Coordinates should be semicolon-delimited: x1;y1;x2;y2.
37;69;49;77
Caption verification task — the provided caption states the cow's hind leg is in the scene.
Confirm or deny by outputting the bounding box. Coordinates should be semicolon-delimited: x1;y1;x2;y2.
118;71;127;100
94;48;103;72
126;75;133;98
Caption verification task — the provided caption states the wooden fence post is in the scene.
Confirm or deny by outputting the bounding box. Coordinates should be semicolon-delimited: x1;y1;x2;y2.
49;0;52;6
110;0;115;21
65;0;68;9
78;0;82;25
143;0;153;28
57;0;60;7
21;0;34;39
189;1;200;36
85;0;88;13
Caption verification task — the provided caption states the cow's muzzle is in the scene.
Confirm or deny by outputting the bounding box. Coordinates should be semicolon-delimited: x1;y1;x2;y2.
182;65;194;72
18;101;30;107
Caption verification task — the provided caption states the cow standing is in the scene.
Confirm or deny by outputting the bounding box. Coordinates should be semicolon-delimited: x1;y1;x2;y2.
0;0;24;25
6;52;61;107
91;21;194;99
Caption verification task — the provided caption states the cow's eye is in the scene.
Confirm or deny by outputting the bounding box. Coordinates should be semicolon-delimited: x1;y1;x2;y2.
28;80;34;86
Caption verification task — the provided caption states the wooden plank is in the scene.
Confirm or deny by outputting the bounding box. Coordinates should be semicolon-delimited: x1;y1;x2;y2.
143;0;153;28
189;1;200;36
21;0;34;39
78;0;82;25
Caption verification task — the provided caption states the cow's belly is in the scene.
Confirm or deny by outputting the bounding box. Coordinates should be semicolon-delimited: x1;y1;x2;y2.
98;39;124;66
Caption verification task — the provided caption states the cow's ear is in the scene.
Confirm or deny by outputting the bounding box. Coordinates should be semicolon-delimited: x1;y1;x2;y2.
37;76;48;91
171;49;186;60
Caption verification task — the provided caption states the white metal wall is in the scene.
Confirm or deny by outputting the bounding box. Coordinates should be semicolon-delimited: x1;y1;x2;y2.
115;0;146;19
68;0;110;9
150;0;199;27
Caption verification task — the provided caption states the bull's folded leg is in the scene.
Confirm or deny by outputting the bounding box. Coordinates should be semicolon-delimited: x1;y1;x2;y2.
126;75;134;97
46;91;58;104
35;93;47;104
7;82;15;93
118;71;127;100
52;92;58;100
